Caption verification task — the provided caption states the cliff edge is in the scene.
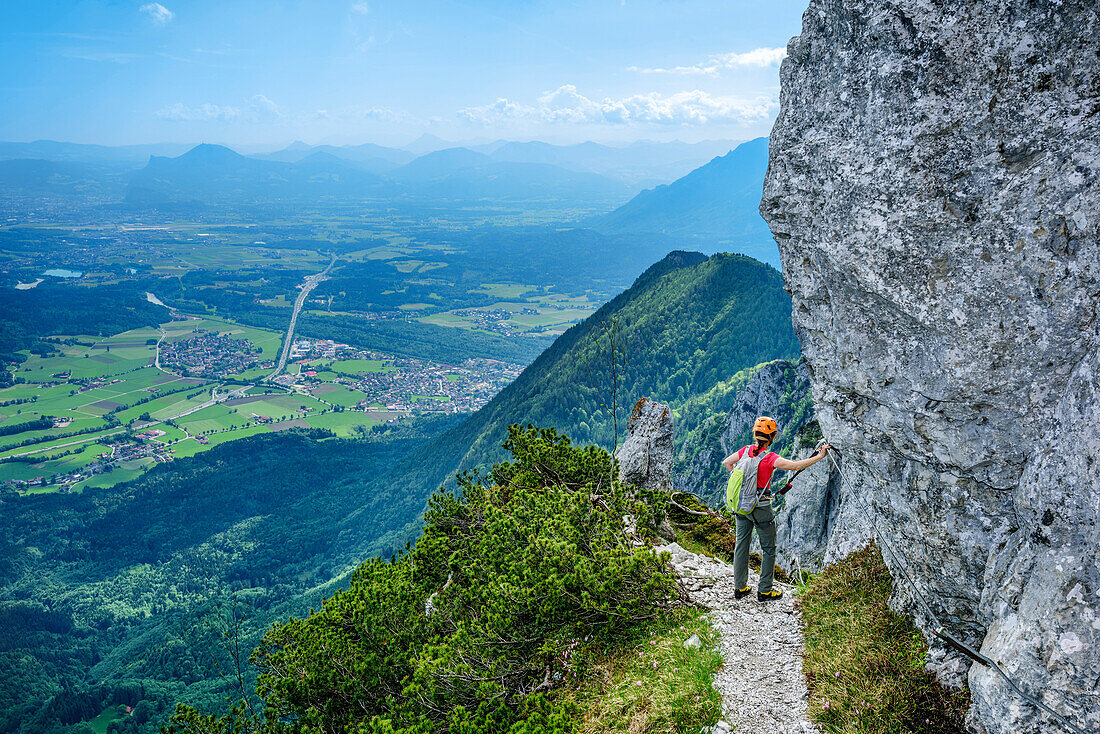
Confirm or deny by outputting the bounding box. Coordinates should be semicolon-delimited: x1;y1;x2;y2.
761;2;1099;732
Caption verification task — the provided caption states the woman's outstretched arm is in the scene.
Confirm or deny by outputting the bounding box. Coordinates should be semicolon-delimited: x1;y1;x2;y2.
772;444;832;472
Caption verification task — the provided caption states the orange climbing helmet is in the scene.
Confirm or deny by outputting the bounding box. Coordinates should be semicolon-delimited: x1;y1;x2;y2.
752;416;778;436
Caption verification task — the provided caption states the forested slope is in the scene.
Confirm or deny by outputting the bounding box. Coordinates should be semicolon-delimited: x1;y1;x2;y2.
437;250;799;472
0;421;461;734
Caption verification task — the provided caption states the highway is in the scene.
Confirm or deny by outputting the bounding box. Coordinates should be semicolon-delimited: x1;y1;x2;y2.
267;253;337;381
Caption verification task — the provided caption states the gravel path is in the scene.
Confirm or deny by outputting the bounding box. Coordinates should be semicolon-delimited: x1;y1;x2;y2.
656;542;819;734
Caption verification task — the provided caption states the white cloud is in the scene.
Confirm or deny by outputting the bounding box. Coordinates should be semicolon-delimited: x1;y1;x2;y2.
139;3;175;25
351;1;370;14
248;94;283;118
458;85;776;127
156;102;240;122
458;97;536;125
155;94;285;123
630;46;787;75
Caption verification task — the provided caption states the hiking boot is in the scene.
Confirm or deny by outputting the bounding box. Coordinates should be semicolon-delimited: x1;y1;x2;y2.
757;589;784;602
734;586;752;600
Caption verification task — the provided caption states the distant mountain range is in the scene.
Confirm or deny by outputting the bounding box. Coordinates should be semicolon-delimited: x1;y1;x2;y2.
0;140;193;164
125;143;634;205
0;137;777;265
587;137;777;267
0;137;742;189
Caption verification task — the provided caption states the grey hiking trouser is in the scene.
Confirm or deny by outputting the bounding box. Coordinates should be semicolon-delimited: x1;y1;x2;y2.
733;503;777;593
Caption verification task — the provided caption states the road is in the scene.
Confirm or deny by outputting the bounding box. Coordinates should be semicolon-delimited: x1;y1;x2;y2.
267;253;337;381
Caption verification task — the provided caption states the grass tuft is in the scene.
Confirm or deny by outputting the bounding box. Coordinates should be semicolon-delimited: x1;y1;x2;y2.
797;544;970;733
560;608;724;734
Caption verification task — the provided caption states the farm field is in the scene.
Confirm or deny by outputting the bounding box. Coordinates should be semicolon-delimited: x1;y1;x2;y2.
307;358;394;376
0;313;315;492
303;411;381;436
309;384;369;408
418;292;597;337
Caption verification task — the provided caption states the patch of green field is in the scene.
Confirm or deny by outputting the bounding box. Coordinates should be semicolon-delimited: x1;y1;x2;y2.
0;384;45;401
312;386;367;408
150;424;188;443
89;704;126;730
0;425;123;460
149;392;211;421
303;369;339;382
111;387;200;423
225;367;273;381
411;395;449;402
175;404;251;435
0;442;112;483
398;302;432;310
444;373;462;382
470;283;530;298
79;458;156;490
23;485;62;495
303;411;380;437
310;359;393;375
223;394;326;422
15;351;152;383
0;415;112;453
418;313;470;329
171;423;274;458
244;384;286;396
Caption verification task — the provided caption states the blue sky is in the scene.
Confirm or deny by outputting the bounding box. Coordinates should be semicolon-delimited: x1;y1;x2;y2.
0;1;807;147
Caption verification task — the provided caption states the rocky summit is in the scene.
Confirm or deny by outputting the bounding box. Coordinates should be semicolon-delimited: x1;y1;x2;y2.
761;1;1100;732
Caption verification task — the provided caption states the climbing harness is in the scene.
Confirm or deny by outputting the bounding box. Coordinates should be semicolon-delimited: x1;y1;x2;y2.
823;448;1094;734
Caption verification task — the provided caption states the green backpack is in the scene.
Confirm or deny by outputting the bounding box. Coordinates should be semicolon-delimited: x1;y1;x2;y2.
726;448;769;515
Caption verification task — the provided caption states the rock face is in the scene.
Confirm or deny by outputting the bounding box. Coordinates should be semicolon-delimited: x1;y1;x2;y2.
617;397;675;494
761;2;1100;732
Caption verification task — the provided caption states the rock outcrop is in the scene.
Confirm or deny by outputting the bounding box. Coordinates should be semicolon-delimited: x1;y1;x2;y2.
761;2;1100;732
617;397;676;540
617;397;675;494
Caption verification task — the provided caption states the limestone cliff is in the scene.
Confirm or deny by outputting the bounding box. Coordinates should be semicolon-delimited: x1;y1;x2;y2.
761;2;1100;732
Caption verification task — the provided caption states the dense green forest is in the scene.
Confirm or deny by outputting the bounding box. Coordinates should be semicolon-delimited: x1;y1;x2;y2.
0;283;165;354
0;419;462;734
163;426;679;734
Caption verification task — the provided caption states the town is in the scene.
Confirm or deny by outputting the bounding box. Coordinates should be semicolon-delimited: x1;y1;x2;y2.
281;337;524;413
159;329;273;376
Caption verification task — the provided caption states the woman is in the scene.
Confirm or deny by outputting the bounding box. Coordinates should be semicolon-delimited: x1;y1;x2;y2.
721;416;831;601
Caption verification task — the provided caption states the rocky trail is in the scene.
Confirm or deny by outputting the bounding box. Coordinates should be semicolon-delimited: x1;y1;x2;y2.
656;541;819;734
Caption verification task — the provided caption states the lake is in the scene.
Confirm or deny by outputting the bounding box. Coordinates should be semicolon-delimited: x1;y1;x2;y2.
43;269;83;278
